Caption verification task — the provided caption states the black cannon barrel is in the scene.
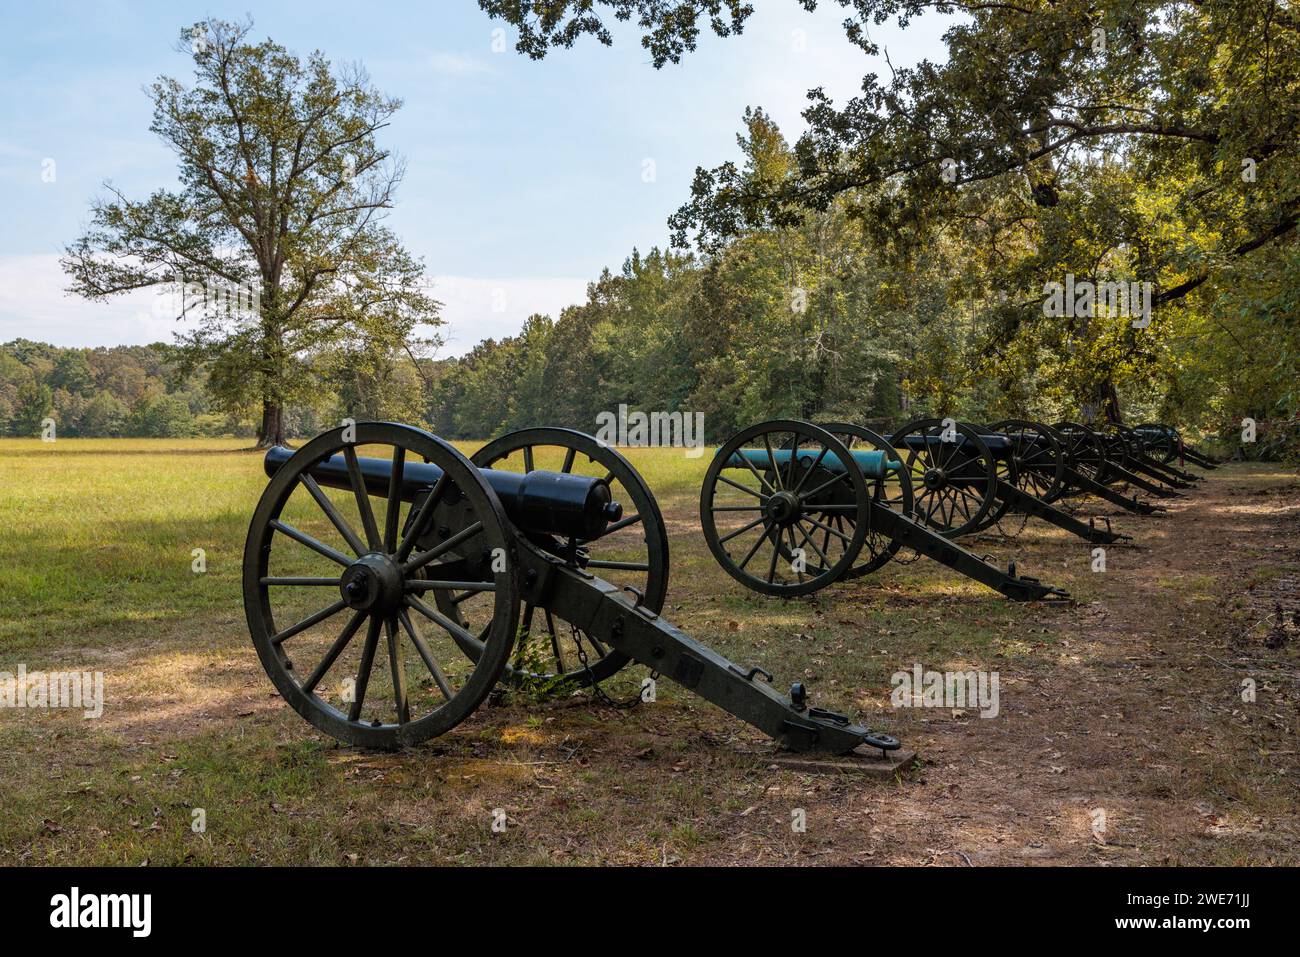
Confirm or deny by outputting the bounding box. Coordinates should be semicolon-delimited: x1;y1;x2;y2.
898;433;1014;457
264;446;621;541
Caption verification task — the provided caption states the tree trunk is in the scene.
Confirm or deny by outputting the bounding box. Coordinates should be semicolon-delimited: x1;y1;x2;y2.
1099;380;1123;425
256;400;285;448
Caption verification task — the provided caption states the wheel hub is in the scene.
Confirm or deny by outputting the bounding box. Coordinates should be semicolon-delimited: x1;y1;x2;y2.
765;490;803;525
922;467;948;491
340;553;404;613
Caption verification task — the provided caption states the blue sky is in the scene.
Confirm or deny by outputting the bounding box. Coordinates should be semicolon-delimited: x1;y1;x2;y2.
0;1;953;356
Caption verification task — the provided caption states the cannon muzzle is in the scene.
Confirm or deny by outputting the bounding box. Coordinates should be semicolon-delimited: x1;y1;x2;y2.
264;445;621;541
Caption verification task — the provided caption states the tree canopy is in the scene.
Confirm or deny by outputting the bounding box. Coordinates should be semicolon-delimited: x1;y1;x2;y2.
62;17;438;446
474;0;1300;451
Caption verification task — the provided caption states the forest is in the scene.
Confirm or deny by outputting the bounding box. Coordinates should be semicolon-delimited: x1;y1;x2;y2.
9;2;1298;459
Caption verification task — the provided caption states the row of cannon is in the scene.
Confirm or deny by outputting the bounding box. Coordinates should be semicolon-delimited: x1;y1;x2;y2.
242;418;1215;757
699;418;1214;601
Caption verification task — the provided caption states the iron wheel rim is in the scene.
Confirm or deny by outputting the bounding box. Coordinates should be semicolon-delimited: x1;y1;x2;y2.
469;427;668;687
700;419;870;596
243;422;521;749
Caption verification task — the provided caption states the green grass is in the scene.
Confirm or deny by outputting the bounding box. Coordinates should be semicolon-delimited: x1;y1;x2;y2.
0;439;254;654
1;439;1295;865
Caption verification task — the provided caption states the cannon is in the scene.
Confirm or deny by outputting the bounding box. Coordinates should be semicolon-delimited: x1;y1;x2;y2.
886;418;1133;544
699;420;1068;601
243;422;899;756
988;419;1168;514
1132;422;1220;469
1096;424;1202;488
1054;421;1203;491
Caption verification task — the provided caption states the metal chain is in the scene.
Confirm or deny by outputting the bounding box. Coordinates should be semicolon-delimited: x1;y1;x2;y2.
572;624;655;711
994;502;1032;538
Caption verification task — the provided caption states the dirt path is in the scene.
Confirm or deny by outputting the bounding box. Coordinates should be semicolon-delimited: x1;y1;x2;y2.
788;465;1300;866
7;464;1297;866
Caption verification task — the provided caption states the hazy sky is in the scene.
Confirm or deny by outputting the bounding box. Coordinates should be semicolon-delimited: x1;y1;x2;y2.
0;1;953;356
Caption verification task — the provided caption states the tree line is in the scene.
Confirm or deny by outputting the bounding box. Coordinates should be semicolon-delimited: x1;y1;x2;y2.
0;336;429;440
0;339;218;438
26;6;1300;458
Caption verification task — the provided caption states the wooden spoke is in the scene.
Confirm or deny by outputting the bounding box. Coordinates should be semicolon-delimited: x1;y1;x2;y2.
383;446;406;553
348;615;382;721
397;609;454;701
513;604;537;671
718;515;766;544
406;595;487;657
343;445;382;551
403;521;484;575
395;474;449;563
765;523;781;582
585;559;650;572
790;443;830;494
271;598;349;646
302;610;367;694
404;579;496;593
799;470;852;502
270;520;352;567
584;628;608;657
737;521;774;570
735;450;776;496
385;617;409;724
800;514;853;545
597;512;642;535
794;520;833;571
717;474;768;500
785;527;805;581
300;474;367;556
762;434;784;490
542;608;565;673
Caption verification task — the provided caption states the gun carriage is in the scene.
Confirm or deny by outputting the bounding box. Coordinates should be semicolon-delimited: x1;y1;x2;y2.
699;420;1069;602
700;417;1210;601
244;422;899;756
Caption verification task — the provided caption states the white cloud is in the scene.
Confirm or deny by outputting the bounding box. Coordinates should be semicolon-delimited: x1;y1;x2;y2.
0;255;585;357
0;254;199;347
429;275;589;357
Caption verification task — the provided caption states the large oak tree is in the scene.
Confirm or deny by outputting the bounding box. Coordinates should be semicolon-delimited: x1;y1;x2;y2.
63;18;437;446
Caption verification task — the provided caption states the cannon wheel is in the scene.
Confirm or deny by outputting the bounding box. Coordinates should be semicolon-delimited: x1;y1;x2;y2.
466;427;669;688
963;424;1020;534
243;422;522;749
701;420;870;596
1054;421;1111;487
989;419;1067;504
821;423;915;574
1132;422;1179;464
889;418;998;538
1099;427;1133;476
819;423;915;578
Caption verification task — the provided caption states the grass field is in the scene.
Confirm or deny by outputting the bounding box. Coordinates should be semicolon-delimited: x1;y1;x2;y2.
1;437;1298;865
